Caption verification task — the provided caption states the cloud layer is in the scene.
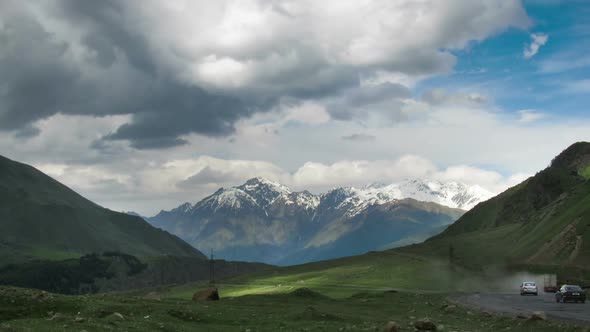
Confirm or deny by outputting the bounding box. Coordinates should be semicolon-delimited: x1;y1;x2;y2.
4;0;585;216
1;0;529;148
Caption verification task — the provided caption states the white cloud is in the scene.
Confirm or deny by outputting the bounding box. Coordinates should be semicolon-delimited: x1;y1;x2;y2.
289;157;528;194
539;54;590;73
523;33;548;59
38;153;524;215
290;156;438;190
517;109;546;123
282;102;331;125
565;79;590;93
341;133;377;142
122;0;530;95
148;157;288;192
5;2;589;217
422;89;489;107
3;92;590;216
35;163;132;196
435;165;529;193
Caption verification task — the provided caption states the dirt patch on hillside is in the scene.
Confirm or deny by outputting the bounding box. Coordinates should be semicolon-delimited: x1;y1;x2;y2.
568;235;583;263
527;221;581;263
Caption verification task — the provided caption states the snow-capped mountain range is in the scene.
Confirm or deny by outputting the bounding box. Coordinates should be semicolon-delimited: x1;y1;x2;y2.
147;177;494;265
178;177;492;216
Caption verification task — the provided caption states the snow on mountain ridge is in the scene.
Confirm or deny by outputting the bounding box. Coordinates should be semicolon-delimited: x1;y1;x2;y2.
322;178;493;216
193;177;320;214
188;177;493;216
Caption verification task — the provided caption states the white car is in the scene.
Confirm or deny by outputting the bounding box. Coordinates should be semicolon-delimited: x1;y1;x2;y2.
520;281;538;296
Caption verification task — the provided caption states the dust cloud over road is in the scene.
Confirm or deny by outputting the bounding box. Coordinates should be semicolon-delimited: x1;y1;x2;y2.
454;293;590;325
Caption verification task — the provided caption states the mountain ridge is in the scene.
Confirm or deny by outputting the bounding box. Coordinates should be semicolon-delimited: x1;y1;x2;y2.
0;155;205;264
401;141;590;273
152;177;492;219
148;177;477;265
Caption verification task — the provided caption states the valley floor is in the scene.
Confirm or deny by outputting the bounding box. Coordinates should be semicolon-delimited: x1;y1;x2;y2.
0;285;585;332
2;251;589;331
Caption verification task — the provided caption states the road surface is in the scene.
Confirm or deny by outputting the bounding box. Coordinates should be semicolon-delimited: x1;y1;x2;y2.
453;292;590;325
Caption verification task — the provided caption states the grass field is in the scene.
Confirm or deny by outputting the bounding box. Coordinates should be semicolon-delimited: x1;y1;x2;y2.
1;285;586;332
161;249;555;303
579;163;590;180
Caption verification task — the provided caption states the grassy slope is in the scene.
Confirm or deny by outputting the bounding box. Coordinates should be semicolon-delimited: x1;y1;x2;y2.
0;155;204;263
403;169;590;273
188;143;590;298
0;286;584;332
168;251;456;299
166;250;545;301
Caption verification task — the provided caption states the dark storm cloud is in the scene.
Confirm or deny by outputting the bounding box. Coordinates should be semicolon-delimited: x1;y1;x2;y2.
0;10;82;131
0;0;528;151
14;125;41;140
102;83;249;149
54;0;157;74
0;1;252;149
326;82;412;121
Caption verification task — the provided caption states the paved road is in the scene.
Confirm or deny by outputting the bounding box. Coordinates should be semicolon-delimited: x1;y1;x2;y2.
453;292;590;325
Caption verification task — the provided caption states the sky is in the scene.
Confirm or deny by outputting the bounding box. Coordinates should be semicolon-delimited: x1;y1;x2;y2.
1;0;590;215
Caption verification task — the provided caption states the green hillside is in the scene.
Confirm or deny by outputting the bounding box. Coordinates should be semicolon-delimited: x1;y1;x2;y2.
402;142;590;272
0;155;204;264
203;142;590;297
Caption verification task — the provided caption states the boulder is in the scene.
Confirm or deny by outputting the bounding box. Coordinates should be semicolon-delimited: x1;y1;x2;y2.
111;312;125;320
414;318;437;331
528;311;546;321
192;287;220;301
383;321;400;331
47;313;66;321
442;304;457;313
143;292;162;301
291;288;326;299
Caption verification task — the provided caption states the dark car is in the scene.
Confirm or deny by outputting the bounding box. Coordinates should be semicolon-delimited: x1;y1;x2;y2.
555;285;586;303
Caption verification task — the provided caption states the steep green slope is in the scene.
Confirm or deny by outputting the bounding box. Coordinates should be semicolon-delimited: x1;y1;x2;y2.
0;155;204;264
214;142;590;296
404;142;590;270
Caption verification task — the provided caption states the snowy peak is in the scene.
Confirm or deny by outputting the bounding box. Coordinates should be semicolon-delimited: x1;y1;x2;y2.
194;177;318;213
176;177;493;217
357;179;493;211
278;191;320;211
240;177;291;193
237;177;292;206
174;202;193;213
314;178;493;218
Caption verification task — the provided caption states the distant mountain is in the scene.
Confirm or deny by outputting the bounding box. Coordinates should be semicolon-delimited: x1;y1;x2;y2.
406;142;590;271
148;177;481;265
0;155;205;265
124;211;144;218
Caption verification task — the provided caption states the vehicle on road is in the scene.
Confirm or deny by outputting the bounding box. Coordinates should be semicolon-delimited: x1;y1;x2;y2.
543;274;558;293
520;281;538;296
555;285;586;303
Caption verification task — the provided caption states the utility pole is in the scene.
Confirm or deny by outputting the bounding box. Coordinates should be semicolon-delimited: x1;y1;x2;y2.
449;244;455;263
209;249;215;285
449;244;455;272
